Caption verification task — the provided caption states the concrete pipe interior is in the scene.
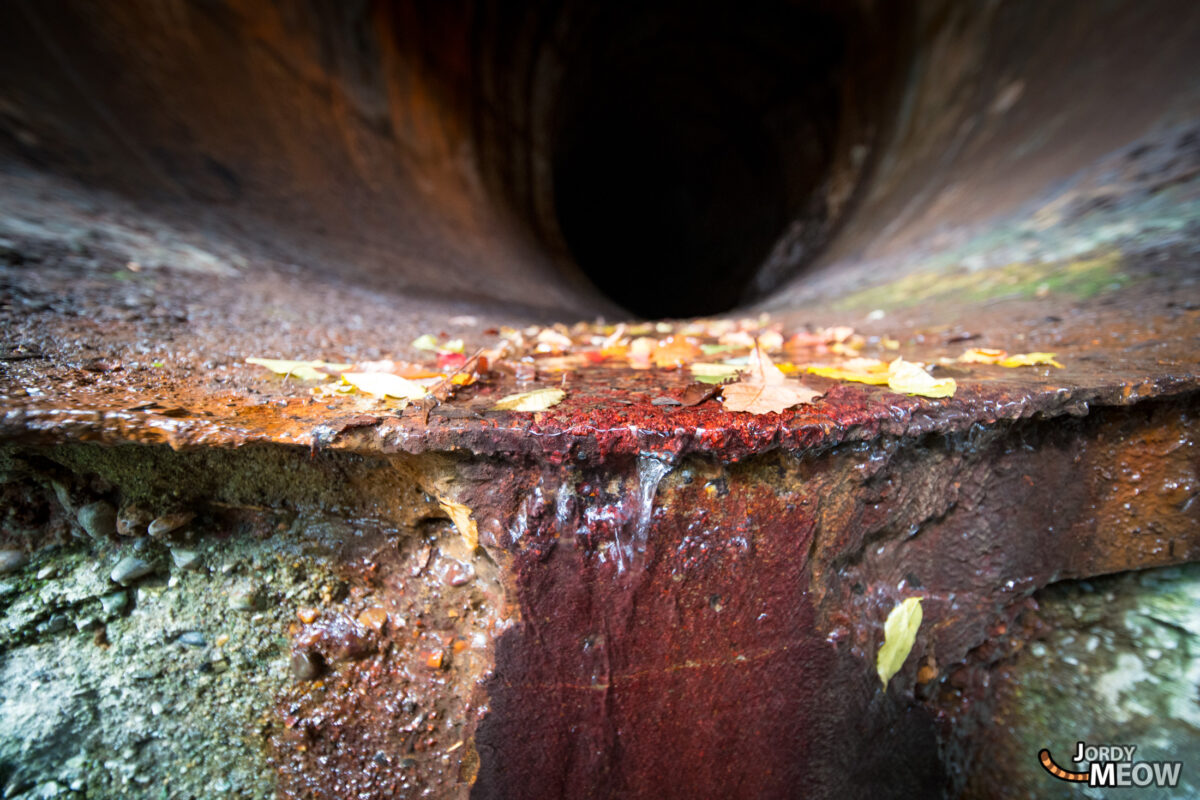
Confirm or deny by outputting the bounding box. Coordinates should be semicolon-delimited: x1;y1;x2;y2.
1;2;1200;800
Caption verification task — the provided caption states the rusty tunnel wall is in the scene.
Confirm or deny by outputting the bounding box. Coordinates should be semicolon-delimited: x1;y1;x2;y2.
1;0;1197;318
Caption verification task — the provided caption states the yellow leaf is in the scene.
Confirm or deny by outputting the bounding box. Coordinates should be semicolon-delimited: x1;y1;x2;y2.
341;372;430;400
493;387;565;411
877;597;923;689
438;498;479;550
412;334;440;352
887;358;956;398
957;347;1006;364
997;352;1063;369
246;357;350;382
807;358;890;385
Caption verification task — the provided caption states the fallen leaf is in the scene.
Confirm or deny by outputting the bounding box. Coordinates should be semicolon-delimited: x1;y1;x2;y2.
691;363;738;384
998;352;1064;368
887;358;956;398
877;597;923;689
535;328;574;352
807;357;891;385
653;337;700;368
438;498;479;550
678;382;721;407
825;326;856;343
246;357;349;382
412;334;440;352
757;330;784;351
957;347;1007;364
493;387;565;411
651;395;681;406
413;334;464;354
628;337;657;368
721;341;822;414
341;372;430;400
828;341;861;356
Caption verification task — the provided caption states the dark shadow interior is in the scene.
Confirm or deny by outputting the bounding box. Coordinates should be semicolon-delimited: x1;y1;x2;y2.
550;5;850;318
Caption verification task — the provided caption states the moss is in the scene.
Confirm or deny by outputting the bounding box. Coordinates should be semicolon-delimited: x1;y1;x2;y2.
831;251;1130;311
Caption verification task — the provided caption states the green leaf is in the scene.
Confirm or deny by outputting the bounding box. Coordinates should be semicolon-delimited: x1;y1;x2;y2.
493;388;565;411
691;363;738;384
877;597;923;689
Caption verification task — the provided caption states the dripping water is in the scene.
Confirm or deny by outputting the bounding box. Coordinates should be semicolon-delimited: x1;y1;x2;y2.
615;454;673;573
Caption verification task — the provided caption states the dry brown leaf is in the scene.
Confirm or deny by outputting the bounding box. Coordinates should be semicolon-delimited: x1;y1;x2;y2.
678;382;721;407
721;341;822;414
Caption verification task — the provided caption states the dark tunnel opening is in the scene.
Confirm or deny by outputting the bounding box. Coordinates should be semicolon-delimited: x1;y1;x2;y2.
549;5;863;319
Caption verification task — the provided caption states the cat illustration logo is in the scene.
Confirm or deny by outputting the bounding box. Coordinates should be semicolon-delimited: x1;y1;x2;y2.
1038;742;1183;789
1038;749;1089;782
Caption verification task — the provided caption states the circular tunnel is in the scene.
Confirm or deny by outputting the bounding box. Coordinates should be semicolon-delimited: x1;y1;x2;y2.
471;1;912;318
547;5;860;318
0;0;1196;321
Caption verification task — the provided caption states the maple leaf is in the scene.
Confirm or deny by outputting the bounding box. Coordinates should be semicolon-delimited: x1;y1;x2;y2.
720;341;822;414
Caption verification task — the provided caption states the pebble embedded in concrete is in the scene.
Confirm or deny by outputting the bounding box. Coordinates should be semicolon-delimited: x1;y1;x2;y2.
290;650;323;681
110;556;153;586
77;500;117;540
178;631;206;648
228;582;262;612
0;550;28;574
170;548;202;571
100;591;128;616
148;512;194;539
